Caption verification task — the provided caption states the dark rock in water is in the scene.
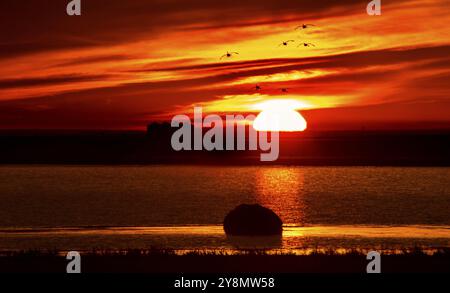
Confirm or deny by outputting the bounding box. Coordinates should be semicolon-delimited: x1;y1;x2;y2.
223;204;283;236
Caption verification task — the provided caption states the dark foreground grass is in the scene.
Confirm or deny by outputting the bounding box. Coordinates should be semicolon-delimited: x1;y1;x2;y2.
1;248;449;273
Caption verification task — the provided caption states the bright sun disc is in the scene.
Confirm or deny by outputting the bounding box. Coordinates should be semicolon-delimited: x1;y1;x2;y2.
253;100;307;132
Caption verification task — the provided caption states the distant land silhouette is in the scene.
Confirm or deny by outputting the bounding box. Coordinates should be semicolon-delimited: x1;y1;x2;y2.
0;123;449;165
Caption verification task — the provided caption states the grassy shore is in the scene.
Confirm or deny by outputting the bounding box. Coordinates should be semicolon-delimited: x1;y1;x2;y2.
1;248;449;273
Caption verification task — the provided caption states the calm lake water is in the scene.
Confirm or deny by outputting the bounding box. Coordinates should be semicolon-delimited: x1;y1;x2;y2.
0;166;449;252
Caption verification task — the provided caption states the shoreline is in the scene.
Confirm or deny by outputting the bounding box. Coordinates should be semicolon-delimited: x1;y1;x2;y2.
1;224;450;236
1;225;449;255
1;248;449;273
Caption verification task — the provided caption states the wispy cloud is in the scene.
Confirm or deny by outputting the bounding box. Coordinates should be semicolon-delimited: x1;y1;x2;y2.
0;0;449;129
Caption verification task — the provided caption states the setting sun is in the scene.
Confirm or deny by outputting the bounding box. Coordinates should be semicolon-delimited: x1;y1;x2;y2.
253;100;308;132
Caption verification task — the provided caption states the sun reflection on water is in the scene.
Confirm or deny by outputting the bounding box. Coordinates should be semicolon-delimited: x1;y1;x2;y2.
254;167;305;225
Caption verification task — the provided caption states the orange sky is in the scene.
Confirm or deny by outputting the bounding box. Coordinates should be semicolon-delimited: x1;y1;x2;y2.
0;0;449;130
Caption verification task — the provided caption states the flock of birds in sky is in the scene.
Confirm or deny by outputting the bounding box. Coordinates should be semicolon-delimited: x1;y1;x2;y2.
219;23;317;94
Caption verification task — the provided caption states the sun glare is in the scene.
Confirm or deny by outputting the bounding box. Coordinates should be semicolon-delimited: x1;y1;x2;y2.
253;100;308;132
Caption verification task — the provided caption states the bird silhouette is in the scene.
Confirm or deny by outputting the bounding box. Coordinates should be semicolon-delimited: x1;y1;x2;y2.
280;88;290;93
278;40;295;47
252;85;262;91
298;42;316;48
295;24;315;30
220;51;239;60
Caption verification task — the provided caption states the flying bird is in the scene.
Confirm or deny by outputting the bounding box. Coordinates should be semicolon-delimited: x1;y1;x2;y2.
298;42;316;47
220;51;239;60
280;88;290;93
296;24;315;30
278;40;295;47
252;85;262;91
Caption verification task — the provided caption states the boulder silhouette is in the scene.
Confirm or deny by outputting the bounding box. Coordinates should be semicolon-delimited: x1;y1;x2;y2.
223;204;283;236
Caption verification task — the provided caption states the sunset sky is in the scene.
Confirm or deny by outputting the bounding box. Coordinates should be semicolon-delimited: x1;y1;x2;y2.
1;0;449;130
